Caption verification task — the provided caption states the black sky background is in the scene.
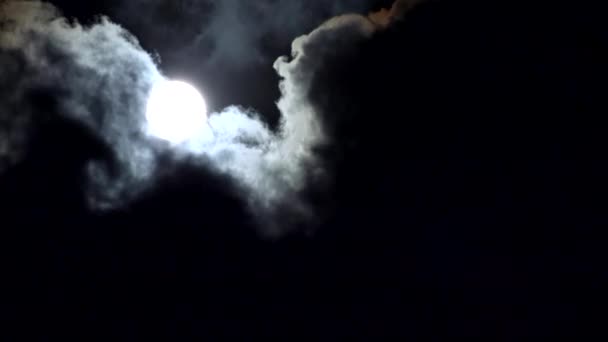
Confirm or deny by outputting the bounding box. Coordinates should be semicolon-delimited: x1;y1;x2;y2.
2;0;607;340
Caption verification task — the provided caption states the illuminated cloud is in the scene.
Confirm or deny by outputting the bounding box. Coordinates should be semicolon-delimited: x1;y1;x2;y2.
0;0;423;235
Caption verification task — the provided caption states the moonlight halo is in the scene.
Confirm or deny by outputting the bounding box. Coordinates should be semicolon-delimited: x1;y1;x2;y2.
145;80;208;144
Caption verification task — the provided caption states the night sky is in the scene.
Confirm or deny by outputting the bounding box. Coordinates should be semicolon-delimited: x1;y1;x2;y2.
1;0;607;340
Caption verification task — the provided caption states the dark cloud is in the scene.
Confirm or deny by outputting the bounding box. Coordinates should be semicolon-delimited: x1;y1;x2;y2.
4;0;602;241
112;0;373;68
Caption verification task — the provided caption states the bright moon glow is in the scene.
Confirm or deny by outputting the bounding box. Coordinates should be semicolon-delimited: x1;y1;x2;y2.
146;80;208;144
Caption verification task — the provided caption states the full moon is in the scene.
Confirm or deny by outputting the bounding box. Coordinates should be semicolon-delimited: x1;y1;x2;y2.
146;80;208;144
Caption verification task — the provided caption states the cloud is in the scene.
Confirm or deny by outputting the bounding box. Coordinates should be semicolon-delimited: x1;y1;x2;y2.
372;0;425;27
0;0;164;208
195;0;424;233
112;0;372;69
0;0;422;236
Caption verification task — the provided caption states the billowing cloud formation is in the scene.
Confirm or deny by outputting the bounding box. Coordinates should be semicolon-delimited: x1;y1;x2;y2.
0;0;164;208
0;0;420;235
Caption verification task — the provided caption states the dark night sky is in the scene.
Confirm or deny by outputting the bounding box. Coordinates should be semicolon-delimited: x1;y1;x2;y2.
1;0;607;340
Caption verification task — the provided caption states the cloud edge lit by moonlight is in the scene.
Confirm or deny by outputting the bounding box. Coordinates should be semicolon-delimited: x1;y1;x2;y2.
0;0;421;236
